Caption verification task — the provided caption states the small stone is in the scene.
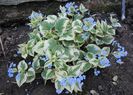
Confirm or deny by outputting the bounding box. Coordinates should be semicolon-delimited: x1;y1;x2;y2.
90;90;99;95
98;85;103;91
113;75;118;82
25;89;28;92
112;82;117;85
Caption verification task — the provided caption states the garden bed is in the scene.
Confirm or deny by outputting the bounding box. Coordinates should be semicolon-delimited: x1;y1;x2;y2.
0;1;133;95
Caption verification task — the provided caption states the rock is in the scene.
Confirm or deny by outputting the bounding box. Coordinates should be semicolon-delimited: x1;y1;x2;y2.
0;0;68;5
112;82;117;85
98;85;103;91
113;75;118;82
90;90;99;95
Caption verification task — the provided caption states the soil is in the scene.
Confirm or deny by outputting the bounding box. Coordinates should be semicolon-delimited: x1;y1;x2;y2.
0;1;133;95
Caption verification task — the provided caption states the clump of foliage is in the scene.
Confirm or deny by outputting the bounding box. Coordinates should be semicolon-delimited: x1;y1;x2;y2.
8;2;127;94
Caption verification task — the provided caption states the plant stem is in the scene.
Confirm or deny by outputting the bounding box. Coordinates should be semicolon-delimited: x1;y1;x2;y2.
0;36;6;57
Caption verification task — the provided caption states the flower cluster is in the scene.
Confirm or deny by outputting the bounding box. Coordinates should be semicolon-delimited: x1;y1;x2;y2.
94;68;100;76
83;17;96;31
56;75;86;94
8;62;16;78
112;41;128;64
40;55;49;62
99;57;111;67
65;2;79;15
28;11;43;20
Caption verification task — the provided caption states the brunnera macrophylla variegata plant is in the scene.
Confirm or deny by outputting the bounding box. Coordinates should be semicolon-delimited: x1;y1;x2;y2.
8;2;127;94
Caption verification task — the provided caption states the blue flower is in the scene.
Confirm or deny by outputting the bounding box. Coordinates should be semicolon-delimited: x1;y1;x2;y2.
74;5;78;9
16;73;21;81
28;62;32;65
94;68;100;76
83;17;96;31
60;78;67;86
116;59;123;64
40;56;49;62
67;77;76;85
99;57;111;67
76;78;81;84
83;25;89;31
9;62;16;68
56;89;63;94
65;2;73;9
8;68;14;78
101;50;108;56
47;64;52;69
29;11;43;20
16;51;20;55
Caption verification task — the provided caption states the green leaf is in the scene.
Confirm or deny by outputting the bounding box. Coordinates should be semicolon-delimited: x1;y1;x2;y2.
78;61;92;72
85;52;95;61
16;73;27;87
75;34;85;43
67;64;81;77
18;44;28;59
59;30;75;41
41;69;55;80
46;15;57;23
32;41;44;55
86;44;101;54
39;20;53;34
72;19;83;27
79;4;88;14
32;56;40;70
73;26;83;33
17;60;28;72
26;68;35;83
74;14;84;20
101;47;110;56
102;35;114;44
54;60;68;70
55;80;64;91
55;18;69;35
95;38;104;45
89;58;99;67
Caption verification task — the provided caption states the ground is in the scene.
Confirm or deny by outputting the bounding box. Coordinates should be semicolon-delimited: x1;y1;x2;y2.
0;1;133;95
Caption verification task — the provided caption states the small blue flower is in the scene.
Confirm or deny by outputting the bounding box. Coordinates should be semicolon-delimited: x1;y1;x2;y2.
8;68;14;78
113;53;121;59
116;59;123;64
99;57;111;67
40;56;49;62
29;11;43;20
65;2;73;9
60;78;67;86
9;62;16;68
16;73;21;81
66;10;71;15
83;17;96;30
47;64;52;69
28;62;32;65
82;75;86;80
56;89;63;94
83;25;89;31
76;78;81;84
68;77;76;86
94;69;100;76
101;50;107;56
74;5;78;9
16;51;20;55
